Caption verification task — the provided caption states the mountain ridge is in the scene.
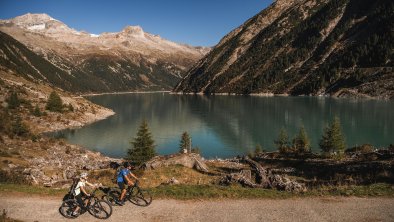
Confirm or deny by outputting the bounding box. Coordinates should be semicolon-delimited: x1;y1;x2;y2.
0;13;210;92
174;0;393;99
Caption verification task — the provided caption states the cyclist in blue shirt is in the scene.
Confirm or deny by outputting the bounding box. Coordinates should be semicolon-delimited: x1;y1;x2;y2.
117;162;139;205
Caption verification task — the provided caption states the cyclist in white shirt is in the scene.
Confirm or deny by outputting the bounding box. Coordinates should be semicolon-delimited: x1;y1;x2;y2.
72;172;96;216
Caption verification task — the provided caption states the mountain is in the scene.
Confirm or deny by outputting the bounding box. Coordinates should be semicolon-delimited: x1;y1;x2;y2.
0;13;210;92
174;0;394;99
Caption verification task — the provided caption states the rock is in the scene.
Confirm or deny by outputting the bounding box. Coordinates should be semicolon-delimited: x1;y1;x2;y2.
143;153;209;172
8;164;17;168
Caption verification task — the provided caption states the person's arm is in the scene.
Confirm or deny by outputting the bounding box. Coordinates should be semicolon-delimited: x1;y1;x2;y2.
124;174;133;185
80;185;90;196
85;181;96;187
129;172;139;181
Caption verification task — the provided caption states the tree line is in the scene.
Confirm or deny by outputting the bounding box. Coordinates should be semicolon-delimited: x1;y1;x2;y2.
127;116;348;167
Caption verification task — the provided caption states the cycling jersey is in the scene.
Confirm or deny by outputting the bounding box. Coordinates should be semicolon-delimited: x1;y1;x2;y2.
117;168;130;183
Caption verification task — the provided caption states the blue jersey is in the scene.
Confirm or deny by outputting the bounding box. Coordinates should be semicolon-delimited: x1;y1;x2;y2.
117;168;130;183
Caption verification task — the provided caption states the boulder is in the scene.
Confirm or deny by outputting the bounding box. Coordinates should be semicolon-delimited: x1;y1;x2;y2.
143;153;209;172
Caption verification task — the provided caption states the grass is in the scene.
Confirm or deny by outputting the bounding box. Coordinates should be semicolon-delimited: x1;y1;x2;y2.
0;183;67;196
1;183;393;200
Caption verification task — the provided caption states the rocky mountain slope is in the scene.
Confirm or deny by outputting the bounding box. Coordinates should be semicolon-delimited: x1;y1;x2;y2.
174;0;393;99
0;13;210;92
0;69;118;185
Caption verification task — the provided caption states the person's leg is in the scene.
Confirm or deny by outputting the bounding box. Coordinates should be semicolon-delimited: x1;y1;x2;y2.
73;194;84;215
120;188;127;202
118;182;126;205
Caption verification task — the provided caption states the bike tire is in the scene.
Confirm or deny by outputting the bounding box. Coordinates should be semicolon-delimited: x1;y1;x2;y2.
128;188;152;207
102;190;121;206
59;199;79;218
88;199;113;219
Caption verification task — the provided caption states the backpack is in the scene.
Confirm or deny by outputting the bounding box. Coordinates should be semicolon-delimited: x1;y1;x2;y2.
62;177;80;201
68;178;80;196
112;166;124;184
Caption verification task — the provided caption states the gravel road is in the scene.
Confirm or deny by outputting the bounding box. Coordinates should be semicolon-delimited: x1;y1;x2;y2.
1;196;393;222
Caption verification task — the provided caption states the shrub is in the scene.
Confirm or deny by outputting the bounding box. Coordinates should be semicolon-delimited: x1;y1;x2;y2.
191;147;201;154
346;144;374;154
68;103;74;112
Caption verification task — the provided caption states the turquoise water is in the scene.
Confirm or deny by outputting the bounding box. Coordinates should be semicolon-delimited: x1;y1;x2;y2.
53;93;394;158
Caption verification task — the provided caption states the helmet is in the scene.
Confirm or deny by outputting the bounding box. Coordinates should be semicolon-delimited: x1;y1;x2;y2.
80;172;88;179
123;162;131;168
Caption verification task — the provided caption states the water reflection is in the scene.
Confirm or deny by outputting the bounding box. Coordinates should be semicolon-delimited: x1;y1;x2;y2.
53;93;394;158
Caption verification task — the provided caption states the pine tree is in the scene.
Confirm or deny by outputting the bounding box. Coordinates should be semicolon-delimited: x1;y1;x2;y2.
274;128;290;153
127;120;156;165
6;92;20;109
319;116;346;158
11;116;29;136
179;131;191;153
46;91;63;112
32;105;42;117
293;126;311;153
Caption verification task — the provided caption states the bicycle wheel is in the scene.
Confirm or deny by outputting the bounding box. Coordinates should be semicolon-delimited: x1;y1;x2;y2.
128;188;152;206
88;199;113;219
59;199;79;218
102;190;121;206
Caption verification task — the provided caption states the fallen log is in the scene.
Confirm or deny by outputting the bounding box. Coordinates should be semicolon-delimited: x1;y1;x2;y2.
219;156;306;192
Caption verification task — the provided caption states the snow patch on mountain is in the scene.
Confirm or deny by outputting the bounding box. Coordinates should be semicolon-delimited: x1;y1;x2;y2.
27;23;46;30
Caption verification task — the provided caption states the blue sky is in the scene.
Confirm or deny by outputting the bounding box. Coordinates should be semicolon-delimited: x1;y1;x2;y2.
0;0;273;47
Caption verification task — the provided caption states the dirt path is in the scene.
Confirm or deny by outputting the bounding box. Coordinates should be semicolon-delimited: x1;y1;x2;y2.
1;196;393;222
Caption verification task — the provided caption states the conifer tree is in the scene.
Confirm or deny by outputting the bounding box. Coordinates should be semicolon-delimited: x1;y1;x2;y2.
274;128;290;153
11;116;29;136
33;105;42;117
127;120;156;165
293;126;311;153
46;91;63;112
319;116;346;158
179;131;191;153
6;92;20;109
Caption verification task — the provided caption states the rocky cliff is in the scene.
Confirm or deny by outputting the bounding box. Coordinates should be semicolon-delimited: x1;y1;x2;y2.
174;0;393;99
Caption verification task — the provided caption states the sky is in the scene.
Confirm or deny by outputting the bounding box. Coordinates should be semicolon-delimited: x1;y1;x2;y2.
0;0;273;47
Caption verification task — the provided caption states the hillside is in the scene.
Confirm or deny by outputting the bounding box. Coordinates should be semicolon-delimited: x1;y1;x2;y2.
0;13;210;92
174;0;394;99
0;68;118;185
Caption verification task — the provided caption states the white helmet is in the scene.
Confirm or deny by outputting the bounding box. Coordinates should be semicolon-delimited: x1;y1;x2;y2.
80;172;88;179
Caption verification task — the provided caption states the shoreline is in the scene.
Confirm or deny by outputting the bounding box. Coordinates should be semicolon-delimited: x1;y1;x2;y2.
80;90;171;97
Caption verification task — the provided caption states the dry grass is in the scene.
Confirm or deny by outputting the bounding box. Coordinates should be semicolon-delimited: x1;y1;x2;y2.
87;165;218;189
138;165;218;188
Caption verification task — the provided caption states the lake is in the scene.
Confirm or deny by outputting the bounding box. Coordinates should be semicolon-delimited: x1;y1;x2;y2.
53;93;394;158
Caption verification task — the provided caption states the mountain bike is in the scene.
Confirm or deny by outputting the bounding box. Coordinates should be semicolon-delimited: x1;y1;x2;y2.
103;180;152;207
59;187;113;219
